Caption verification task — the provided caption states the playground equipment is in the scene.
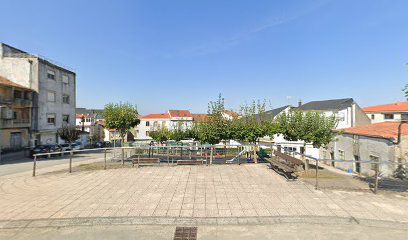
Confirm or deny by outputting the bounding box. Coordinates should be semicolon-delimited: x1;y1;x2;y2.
226;147;250;164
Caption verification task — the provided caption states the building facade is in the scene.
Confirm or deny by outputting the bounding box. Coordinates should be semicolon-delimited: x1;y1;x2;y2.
363;101;408;124
0;76;33;150
321;122;408;177
0;43;76;146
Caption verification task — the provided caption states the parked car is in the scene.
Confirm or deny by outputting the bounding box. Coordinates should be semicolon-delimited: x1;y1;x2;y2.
70;143;81;151
60;143;71;152
30;144;62;158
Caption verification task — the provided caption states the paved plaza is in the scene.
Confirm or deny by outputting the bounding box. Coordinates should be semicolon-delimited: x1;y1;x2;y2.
1;164;408;225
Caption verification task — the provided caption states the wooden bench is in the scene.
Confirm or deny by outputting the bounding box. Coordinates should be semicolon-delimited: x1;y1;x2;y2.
264;150;305;180
131;158;160;167
177;160;204;165
265;157;298;180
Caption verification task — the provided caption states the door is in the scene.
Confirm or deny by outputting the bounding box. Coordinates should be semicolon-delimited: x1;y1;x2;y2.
330;151;335;167
10;132;22;149
354;155;361;174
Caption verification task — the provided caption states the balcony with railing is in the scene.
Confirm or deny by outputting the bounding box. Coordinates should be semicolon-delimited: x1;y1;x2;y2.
1;119;30;128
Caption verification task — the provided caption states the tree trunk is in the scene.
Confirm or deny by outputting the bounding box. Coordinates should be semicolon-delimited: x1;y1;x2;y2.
121;137;125;165
210;146;214;164
302;142;308;171
253;144;258;164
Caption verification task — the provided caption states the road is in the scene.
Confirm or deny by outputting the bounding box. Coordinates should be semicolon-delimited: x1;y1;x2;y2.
0;151;106;177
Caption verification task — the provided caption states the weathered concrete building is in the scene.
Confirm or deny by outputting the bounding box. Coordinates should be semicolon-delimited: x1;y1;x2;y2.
0;76;33;150
321;122;408;177
0;43;76;145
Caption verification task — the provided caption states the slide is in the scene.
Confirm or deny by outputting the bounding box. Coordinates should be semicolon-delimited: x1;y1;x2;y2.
226;148;249;164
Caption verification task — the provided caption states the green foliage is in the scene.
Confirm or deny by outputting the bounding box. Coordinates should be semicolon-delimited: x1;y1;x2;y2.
103;102;140;141
57;125;81;143
403;83;408;100
393;164;407;180
149;125;171;143
276;109;338;149
257;147;268;159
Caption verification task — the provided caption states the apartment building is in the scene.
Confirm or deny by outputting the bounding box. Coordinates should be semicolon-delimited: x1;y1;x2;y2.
0;76;33;150
0;43;76;146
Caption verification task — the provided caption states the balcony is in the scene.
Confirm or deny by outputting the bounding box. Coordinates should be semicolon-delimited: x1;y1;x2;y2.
13;98;32;107
1;119;30;128
0;96;13;105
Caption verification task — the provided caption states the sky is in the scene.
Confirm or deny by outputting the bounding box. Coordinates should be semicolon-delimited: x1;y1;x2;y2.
0;0;407;115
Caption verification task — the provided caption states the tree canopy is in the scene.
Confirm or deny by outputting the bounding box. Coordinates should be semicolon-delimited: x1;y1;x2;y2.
57;125;81;144
103;102;140;142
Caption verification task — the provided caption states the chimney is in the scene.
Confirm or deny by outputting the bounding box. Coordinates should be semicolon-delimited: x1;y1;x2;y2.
298;100;302;107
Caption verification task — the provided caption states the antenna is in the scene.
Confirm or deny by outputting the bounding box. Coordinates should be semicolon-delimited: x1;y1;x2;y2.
286;96;292;106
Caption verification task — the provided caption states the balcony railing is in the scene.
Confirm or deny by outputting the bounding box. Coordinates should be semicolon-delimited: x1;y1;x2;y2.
1;119;30;128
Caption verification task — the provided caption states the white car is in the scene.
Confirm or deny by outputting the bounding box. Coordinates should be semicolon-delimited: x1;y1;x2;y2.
70;143;81;151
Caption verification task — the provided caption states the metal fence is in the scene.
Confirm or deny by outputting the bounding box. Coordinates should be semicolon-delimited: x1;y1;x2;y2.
31;144;408;194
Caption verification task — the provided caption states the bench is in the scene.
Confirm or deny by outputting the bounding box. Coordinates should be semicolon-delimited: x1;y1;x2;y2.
131;158;160;167
177;160;204;165
265;150;306;180
265;157;298;180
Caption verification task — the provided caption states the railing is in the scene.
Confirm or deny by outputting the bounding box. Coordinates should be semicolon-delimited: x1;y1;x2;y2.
1;119;30;128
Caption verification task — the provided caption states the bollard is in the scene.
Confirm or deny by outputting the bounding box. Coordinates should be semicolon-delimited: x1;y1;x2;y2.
315;159;319;190
69;151;73;173
104;149;107;170
32;155;37;177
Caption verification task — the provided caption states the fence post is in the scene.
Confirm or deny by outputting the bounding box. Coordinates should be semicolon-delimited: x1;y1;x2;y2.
315;159;319;190
32;155;37;177
69;151;73;173
167;147;170;165
104;149;107;170
121;148;124;166
374;164;379;194
210;146;214;165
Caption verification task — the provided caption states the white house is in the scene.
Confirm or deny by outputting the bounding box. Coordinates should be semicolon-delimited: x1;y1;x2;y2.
269;98;370;158
136;110;193;139
362;101;408;124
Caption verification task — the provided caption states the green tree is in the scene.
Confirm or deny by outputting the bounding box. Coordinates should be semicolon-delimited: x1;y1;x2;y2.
103;102;140;164
277;109;337;170
403;84;408;100
149;125;171;143
57;126;81;149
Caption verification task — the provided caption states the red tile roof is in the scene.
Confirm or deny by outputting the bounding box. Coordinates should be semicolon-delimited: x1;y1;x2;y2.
168;110;192;118
141;113;170;119
192;114;208;122
362;101;408;113
337;122;408;139
0;75;32;90
224;110;239;117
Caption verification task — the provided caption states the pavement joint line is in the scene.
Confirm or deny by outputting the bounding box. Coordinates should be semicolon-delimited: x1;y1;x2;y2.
0;216;407;230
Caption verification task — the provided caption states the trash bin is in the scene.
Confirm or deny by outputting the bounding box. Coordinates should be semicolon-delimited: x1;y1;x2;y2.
347;168;353;173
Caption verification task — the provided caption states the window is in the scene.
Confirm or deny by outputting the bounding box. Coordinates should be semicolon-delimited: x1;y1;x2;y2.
47;70;55;80
336;112;345;121
47;91;56;102
62;115;69;124
371;114;375;120
62;95;70;104
24;91;31;100
402;114;408;120
13;111;17;119
370;155;379;171
146;131;149;136
384;114;394;120
14;90;22;99
47;114;56;125
338;150;345;160
62;75;69;84
146;121;150;126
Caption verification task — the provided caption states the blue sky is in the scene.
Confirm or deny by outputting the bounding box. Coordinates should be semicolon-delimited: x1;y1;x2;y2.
0;0;407;114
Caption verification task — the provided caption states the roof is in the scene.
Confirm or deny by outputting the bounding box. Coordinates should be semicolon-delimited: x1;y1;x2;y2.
192;114;208;122
338;121;408;140
224;110;239;117
76;108;104;119
141;113;170;119
265;105;291;117
362;101;408;113
298;98;354;111
0;75;32;91
168;110;192;118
